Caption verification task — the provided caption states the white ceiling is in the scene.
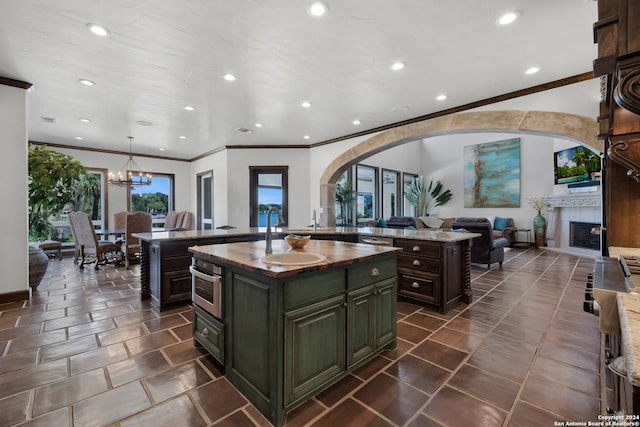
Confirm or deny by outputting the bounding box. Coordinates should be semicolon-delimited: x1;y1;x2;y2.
1;0;599;160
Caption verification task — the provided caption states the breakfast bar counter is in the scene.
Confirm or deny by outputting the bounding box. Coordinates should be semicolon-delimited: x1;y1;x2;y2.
133;226;479;311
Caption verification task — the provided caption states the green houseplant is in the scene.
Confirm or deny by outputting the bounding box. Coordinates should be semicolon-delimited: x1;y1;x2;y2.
335;181;356;225
28;145;85;288
404;176;453;216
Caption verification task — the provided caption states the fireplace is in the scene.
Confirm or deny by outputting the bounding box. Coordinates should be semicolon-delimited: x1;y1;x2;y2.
570;221;600;250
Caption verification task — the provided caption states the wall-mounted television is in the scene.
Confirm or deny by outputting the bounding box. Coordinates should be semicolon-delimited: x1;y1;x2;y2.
554;146;601;185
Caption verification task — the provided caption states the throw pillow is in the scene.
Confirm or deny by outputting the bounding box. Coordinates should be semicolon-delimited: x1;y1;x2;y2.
494;216;512;231
377;218;387;228
419;216;443;228
486;216;496;228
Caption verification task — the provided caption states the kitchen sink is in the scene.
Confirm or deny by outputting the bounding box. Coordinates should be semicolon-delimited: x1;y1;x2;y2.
263;252;327;266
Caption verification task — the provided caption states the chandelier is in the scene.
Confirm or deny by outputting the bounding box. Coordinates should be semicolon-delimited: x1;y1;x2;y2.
108;136;152;187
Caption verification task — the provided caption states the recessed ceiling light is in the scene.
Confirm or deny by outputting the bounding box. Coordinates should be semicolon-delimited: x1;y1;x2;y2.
390;61;406;71
179;135;187;140
159;148;166;151
87;23;110;37
255;123;263;128
78;79;95;86
352;120;361;125
184;105;195;111
435;94;447;101
301;101;312;108
75;136;83;140
304;135;311;140
136;120;153;126
307;1;328;17
223;73;237;81
496;11;520;26
79;118;91;123
524;66;541;75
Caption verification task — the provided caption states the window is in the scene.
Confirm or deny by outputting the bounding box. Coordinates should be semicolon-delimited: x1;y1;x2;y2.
197;170;214;230
403;173;418;216
50;168;108;241
335;169;354;225
381;169;400;219
129;173;175;228
250;166;288;227
356;165;378;224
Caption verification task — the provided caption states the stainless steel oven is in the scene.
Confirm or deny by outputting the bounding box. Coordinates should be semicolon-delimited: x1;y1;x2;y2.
190;258;223;319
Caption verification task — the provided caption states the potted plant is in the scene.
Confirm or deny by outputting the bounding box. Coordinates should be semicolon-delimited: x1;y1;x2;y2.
28;145;86;288
404;176;453;216
335;181;356;225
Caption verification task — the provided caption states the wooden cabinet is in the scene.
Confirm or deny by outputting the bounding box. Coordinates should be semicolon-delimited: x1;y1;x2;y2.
192;304;224;363
202;251;397;427
284;294;346;406
394;238;464;313
143;235;258;310
347;277;396;368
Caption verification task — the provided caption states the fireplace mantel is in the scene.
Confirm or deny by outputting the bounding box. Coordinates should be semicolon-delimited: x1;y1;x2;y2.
540;192;602;255
542;193;601;208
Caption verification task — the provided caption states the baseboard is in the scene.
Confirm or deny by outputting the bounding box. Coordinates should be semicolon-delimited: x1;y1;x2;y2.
0;289;29;304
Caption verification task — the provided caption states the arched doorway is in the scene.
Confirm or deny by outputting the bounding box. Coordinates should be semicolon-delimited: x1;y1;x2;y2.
319;110;600;226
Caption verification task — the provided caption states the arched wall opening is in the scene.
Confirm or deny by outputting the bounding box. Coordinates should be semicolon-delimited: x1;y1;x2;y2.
319;110;601;226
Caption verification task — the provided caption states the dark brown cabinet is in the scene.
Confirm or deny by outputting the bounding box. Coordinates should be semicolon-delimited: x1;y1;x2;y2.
394;238;464;313
143;235;259;310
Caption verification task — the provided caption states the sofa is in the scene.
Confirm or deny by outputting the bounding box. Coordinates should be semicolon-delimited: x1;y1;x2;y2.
379;215;515;246
451;217;509;268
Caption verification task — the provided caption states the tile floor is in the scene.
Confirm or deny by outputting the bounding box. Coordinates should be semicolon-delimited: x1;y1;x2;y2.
0;247;602;426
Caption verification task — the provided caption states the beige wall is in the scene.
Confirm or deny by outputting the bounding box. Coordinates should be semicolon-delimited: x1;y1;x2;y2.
0;84;29;295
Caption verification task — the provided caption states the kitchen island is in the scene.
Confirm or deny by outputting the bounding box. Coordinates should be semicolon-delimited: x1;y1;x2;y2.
189;239;400;427
134;226;479;312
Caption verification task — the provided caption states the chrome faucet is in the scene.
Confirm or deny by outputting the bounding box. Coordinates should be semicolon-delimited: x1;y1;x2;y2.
265;207;286;254
312;209;317;231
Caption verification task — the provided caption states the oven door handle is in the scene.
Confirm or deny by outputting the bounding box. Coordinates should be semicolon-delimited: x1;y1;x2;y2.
189;265;221;283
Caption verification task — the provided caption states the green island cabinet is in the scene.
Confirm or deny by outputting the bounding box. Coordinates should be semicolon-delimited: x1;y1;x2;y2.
190;242;398;427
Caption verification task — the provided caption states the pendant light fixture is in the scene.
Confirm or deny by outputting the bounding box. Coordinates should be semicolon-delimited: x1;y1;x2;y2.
108;136;152;187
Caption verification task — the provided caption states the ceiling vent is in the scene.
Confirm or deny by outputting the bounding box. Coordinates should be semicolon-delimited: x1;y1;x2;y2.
236;127;254;133
41;116;56;123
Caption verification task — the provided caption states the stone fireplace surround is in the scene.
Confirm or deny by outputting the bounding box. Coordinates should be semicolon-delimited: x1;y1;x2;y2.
542;192;602;256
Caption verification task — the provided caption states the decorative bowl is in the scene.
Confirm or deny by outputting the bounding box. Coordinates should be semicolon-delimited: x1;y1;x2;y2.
284;234;311;249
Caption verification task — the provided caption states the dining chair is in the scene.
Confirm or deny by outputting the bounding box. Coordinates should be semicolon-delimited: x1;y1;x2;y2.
68;211;122;270
113;211;127;230
124;212;152;269
163;211;182;230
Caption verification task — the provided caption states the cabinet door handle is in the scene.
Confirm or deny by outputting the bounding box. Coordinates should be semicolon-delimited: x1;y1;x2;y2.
412;246;421;252
411;282;420;289
370;268;380;276
202;327;209;337
343;302;348;308
412;259;421;266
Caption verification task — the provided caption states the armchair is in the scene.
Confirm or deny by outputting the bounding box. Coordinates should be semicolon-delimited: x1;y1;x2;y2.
452;217;509;268
68;211;122;270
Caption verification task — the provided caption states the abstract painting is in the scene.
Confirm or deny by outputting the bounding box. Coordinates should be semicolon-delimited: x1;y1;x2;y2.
464;138;521;208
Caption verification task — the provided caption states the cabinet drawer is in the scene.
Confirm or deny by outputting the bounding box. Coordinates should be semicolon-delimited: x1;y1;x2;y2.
394;240;441;258
193;304;224;363
284;269;346;310
163;255;192;271
348;257;396;290
397;268;440;304
397;254;441;273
